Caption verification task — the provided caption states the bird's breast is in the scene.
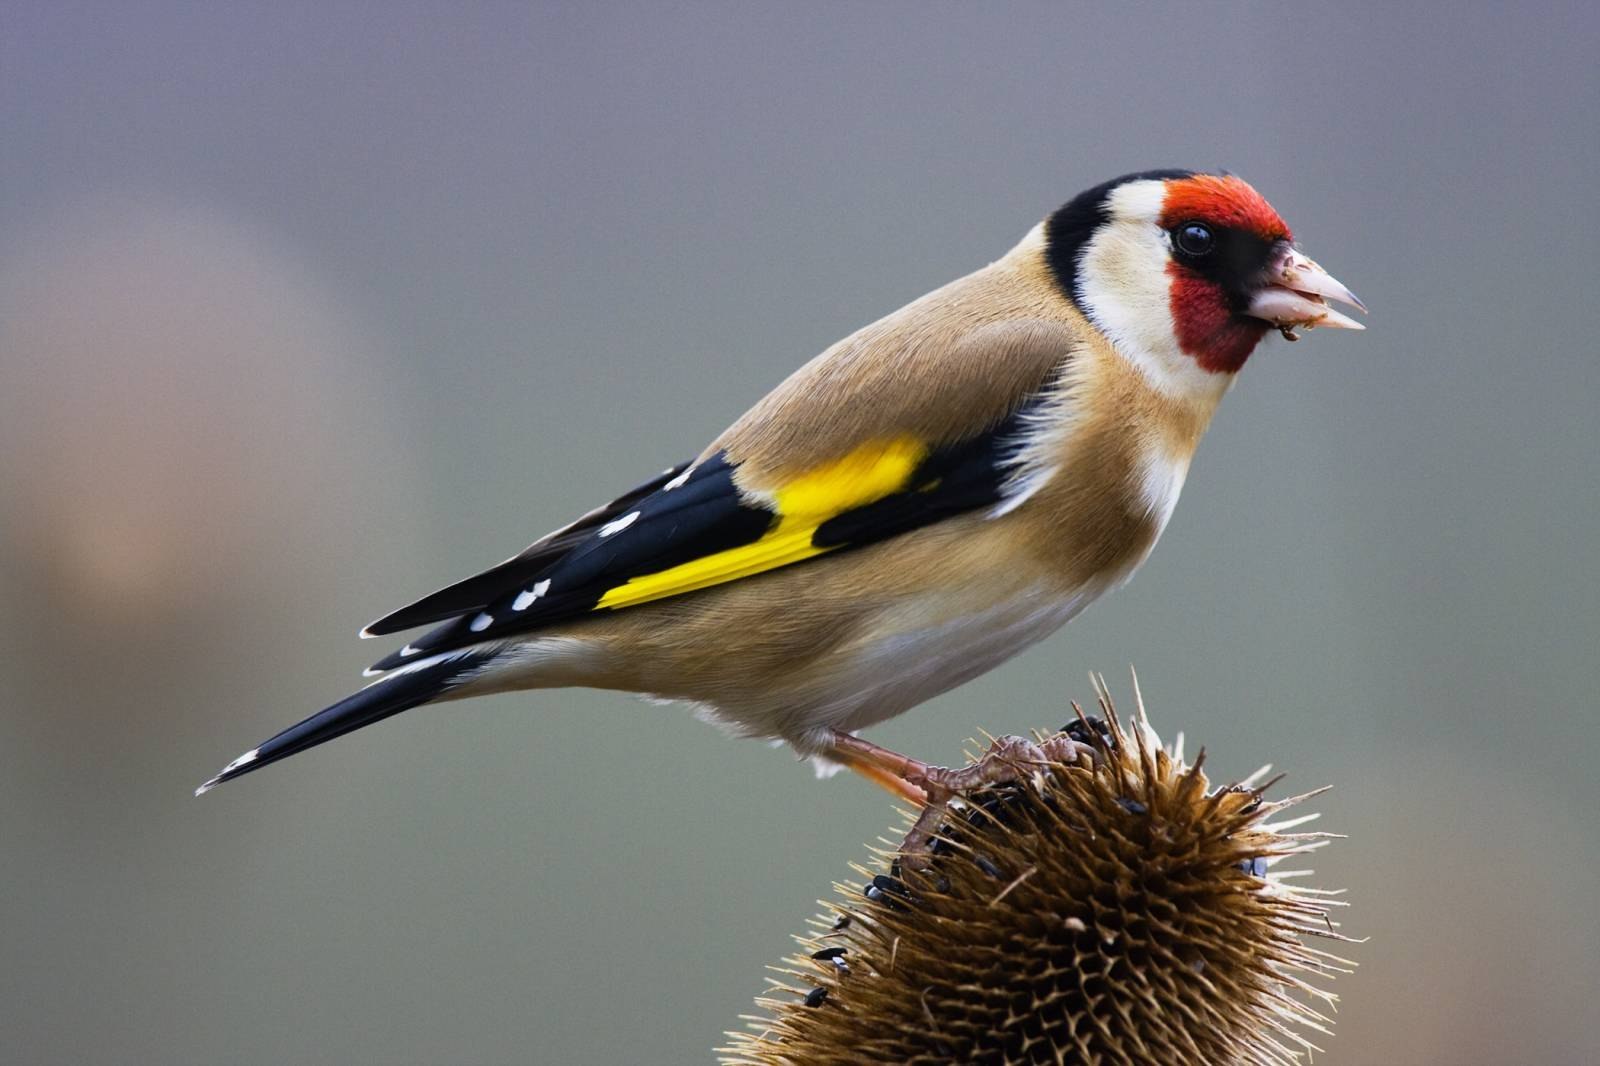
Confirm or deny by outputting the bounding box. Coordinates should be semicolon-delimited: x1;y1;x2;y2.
813;442;1190;736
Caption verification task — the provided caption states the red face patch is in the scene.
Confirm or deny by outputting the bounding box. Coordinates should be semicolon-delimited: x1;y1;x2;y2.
1158;174;1290;244
1160;175;1288;374
1166;271;1269;374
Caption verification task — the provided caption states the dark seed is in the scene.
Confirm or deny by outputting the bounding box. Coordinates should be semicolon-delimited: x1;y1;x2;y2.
811;947;847;961
980;793;1016;817
864;874;912;911
803;987;828;1008
969;792;1025;831
1116;796;1148;816
1063;716;1111;748
975;855;1003;879
872;874;909;898
830;914;851;931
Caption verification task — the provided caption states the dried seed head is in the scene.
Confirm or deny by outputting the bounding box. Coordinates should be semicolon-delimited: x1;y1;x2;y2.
722;681;1355;1065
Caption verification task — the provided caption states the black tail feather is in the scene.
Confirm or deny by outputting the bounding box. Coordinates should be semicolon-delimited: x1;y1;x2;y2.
195;650;488;795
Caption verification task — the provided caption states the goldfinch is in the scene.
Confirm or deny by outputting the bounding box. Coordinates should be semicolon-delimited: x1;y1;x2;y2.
197;169;1363;799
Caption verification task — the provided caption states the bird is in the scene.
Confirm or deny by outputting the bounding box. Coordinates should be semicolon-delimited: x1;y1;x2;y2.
196;169;1364;801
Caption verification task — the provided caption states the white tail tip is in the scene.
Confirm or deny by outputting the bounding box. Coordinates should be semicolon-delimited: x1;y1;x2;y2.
194;747;259;797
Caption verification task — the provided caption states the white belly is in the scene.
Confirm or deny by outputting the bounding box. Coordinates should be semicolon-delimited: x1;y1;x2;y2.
707;578;1118;752
831;585;1106;731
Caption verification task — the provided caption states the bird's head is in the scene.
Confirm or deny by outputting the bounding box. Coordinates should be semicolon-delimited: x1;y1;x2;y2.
1046;169;1364;397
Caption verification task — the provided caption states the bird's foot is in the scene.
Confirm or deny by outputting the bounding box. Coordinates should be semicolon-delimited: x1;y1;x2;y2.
900;733;1093;864
825;729;1096;868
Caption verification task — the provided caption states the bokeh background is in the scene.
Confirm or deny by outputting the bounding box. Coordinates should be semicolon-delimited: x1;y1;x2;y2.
3;3;1596;1063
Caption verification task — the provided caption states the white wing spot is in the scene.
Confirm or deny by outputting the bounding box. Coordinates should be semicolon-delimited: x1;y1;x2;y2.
599;511;640;537
512;578;553;611
663;467;693;491
469;611;494;632
399;643;420;657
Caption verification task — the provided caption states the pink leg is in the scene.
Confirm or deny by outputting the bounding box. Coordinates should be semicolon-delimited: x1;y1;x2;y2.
822;731;933;806
825;729;1094;860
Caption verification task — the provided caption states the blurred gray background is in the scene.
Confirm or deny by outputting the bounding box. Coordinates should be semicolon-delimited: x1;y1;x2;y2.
3;3;1595;1063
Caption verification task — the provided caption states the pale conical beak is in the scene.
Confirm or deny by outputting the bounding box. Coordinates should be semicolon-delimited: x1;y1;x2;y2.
1246;247;1367;331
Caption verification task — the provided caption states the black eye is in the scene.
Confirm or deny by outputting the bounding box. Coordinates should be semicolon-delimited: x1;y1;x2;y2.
1173;222;1214;257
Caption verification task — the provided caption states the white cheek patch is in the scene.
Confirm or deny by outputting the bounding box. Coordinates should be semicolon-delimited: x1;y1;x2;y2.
1075;181;1230;404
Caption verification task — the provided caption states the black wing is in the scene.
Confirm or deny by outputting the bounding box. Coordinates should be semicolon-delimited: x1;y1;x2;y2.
365;399;1041;674
362;461;694;637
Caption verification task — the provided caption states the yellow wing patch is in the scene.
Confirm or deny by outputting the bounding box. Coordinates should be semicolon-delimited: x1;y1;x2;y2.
594;437;927;610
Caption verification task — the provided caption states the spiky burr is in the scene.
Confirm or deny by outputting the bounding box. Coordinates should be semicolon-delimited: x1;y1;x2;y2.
722;678;1356;1065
